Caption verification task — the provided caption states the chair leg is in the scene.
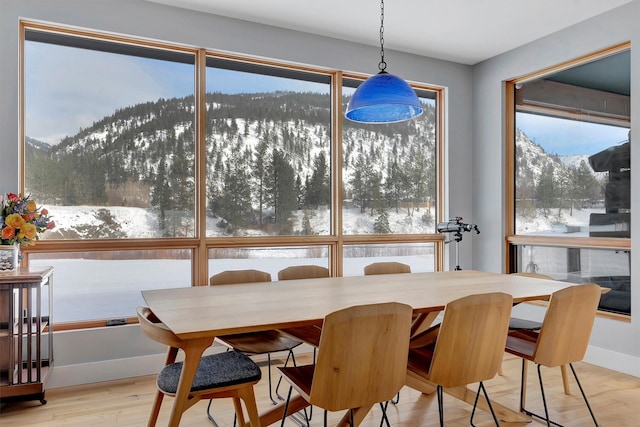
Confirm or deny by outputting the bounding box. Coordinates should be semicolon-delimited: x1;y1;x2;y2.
147;390;164;427
379;402;391;427
520;364;561;427
470;381;500;426
275;350;298;399
281;386;293;427
436;384;445;427
536;364;553;427
206;400;221;427
232;397;247;427
560;364;571;395
268;353;276;404
569;363;599;426
238;386;262;427
518;358;528;412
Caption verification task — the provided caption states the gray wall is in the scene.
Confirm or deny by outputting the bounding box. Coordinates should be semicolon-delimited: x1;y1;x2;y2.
1;0;473;387
472;1;640;375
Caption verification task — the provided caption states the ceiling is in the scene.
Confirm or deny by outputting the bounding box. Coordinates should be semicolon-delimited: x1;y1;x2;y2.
148;0;631;65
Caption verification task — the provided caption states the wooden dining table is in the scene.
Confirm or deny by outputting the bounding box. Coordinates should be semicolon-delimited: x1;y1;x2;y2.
141;269;569;427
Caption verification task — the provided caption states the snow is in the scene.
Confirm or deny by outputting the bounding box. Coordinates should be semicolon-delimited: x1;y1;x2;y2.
34;203;438;322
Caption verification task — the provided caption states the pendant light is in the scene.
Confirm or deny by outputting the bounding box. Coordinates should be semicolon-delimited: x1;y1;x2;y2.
345;0;423;123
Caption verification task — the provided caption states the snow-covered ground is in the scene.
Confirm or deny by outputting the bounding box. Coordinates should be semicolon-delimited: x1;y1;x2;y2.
32;203;628;323
34;204;437;322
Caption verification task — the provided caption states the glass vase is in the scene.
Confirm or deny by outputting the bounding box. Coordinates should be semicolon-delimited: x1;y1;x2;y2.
0;243;20;272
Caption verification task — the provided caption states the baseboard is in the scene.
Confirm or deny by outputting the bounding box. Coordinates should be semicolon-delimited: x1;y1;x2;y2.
584;345;640;377
47;343;316;389
46;353;166;389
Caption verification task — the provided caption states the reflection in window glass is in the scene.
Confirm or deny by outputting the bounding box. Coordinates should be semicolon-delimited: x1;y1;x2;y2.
342;82;437;235
24;30;197;239
29;250;192;323
515;244;630;315
515;113;629;236
208;246;329;279
514;49;630;238
343;243;435;276
205;59;331;237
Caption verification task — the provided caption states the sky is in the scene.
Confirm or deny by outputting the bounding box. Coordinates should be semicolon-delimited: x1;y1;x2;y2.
25;41;327;145
516;112;629;156
26;40;630;154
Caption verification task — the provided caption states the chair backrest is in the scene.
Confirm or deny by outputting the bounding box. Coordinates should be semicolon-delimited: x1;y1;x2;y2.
363;262;411;275
310;302;413;411
428;292;513;388
534;284;601;367
278;265;330;281
209;269;272;286
137;306;183;349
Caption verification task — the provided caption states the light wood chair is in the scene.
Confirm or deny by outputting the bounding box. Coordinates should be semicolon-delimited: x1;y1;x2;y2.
209;269;304;422
278;302;412;427
508;272;574;395
276;265;329;423
363;261;411;275
136;306;262;427
277;265;330;281
406;292;513;426
364;261;412;409
277;265;329;347
505;284;601;427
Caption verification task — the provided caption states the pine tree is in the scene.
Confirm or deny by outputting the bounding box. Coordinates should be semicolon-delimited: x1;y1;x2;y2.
536;164;557;218
373;206;392;234
384;160;405;213
218;155;253;234
305;151;330;208
253;139;270;225
266;148;297;228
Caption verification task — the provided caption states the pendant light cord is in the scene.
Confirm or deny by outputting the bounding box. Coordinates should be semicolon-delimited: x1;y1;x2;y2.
378;0;387;72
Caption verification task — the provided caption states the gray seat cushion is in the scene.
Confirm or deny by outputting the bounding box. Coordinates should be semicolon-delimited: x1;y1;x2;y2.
508;317;542;331
157;350;261;394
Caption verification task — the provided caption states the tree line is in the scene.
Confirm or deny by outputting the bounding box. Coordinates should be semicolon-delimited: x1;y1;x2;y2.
25;92;437;237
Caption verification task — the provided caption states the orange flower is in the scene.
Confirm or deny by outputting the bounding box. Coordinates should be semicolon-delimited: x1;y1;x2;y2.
41;208;49;216
1;227;15;240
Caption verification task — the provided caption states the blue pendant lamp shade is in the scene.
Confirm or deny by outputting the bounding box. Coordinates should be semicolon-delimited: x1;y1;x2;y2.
345;71;423;123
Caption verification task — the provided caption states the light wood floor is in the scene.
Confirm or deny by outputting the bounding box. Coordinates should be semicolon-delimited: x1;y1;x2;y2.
1;353;638;426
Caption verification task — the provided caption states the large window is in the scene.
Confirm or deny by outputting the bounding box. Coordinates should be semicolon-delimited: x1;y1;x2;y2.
20;22;443;328
341;79;438;236
205;58;332;237
507;44;631;318
24;29;197;239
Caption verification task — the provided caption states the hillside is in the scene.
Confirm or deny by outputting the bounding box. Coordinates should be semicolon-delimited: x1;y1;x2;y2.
25;92;437;238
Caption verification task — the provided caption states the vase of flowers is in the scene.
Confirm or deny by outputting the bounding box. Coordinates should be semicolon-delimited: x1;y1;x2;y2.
0;192;55;271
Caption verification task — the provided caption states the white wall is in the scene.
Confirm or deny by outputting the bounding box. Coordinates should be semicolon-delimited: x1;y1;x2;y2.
472;0;640;376
1;0;473;387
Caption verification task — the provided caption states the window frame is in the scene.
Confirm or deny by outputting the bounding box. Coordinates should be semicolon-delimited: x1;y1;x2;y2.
505;42;631;321
19;20;445;330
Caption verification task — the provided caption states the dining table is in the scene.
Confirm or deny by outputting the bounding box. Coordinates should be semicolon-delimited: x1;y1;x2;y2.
141;269;570;427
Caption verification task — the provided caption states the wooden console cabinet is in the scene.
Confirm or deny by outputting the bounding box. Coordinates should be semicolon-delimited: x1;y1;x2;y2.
0;267;53;404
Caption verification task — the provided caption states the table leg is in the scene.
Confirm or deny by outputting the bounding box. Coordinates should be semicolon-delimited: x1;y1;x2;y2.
410;311;440;338
445;386;531;423
259;395;309;426
165;337;214;427
336;405;373;427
